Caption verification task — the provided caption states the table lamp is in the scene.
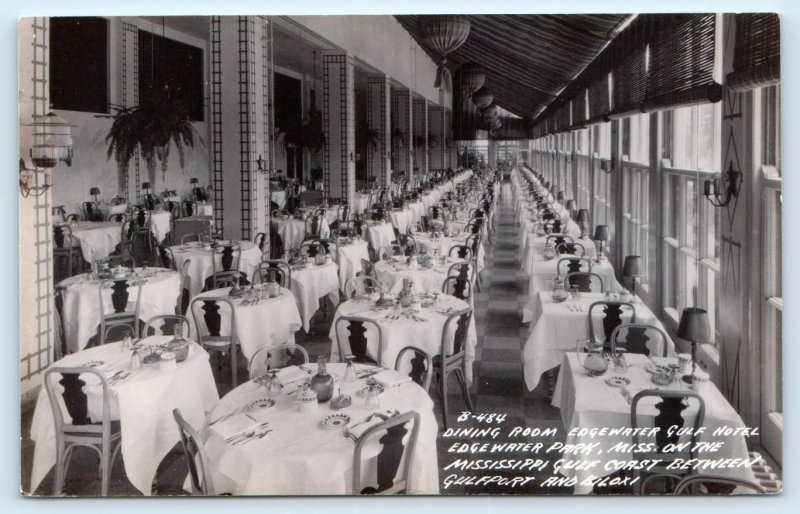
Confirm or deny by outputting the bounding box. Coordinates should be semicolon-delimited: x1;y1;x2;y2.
593;225;609;262
676;307;712;385
622;255;643;301
556;191;566;202
565;199;577;219
142;182;151;195
576;209;590;238
90;187;100;203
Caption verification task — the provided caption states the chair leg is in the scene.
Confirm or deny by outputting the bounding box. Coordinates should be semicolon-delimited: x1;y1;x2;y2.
454;368;474;412
440;370;450;430
231;344;238;388
53;443;68;496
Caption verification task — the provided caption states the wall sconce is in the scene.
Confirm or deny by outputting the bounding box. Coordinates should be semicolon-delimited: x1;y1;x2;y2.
599;158;614;174
349;152;355;162
20;112;74;198
703;162;742;207
256;154;267;174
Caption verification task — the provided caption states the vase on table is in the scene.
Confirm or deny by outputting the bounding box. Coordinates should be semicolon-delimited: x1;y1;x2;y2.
310;356;334;403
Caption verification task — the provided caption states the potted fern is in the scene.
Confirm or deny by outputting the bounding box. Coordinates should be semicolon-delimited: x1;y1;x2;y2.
101;87;196;188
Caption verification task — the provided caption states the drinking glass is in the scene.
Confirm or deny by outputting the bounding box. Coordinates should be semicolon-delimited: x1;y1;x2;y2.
365;385;381;409
264;369;283;398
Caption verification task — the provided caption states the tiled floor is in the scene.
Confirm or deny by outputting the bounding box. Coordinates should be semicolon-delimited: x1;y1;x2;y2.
20;181;568;496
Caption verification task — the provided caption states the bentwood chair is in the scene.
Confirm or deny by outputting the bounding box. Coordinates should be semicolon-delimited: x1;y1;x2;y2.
556;242;586;256
190;296;240;388
98;278;142;344
335;315;383;365
253;232;267;254
556;256;593;276
177;259;192;315
53;225;82;281
159;245;177;270
107;213;128;223
44;367;123;496
395;346;433;392
361;259;378;280
303;214;323;241
248;343;309;379
588;300;636;347
142;314;190;338
610;323;670;358
442;275;473;303
172;408;216;496
673;474;766;495
206;244;248;290
433;308;474;430
546;234;574;248
632;390;706;495
344;276;381;299
352;411;420;494
82;201;101;221
448;244;473;261
181;233;202;244
182;201;198;218
254;260;291;288
566;271;605;293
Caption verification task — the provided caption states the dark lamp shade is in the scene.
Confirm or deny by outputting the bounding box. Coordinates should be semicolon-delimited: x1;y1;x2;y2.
142;182;151;189
676;307;712;342
190;178;199;184
576;209;591;223
594;225;610;241
622;255;642;277
556;191;566;201
89;187;101;195
565;199;577;211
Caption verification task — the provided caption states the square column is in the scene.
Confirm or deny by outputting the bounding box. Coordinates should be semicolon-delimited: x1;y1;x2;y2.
413;97;429;176
391;86;413;180
322;53;356;205
366;75;391;189
209;16;271;241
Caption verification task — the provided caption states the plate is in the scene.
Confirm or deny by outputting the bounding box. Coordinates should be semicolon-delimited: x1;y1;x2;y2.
248;398;276;411
646;363;672;375
83;360;104;369
321;413;351;429
605;376;631;388
357;384;385;396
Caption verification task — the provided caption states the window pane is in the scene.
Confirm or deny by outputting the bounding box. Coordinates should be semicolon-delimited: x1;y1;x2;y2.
697;103;716;171
50;17;109;113
762;85;780;171
662;111;673;160
675;106;694;169
684;179;697;248
664;174;679;238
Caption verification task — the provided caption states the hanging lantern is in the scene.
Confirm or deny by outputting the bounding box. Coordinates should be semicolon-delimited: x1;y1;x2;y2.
28;112;74;168
472;87;493;109
481;103;498;119
421;15;471;91
457;62;485;94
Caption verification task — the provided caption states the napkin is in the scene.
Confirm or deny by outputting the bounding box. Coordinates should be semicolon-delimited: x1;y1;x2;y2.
276;366;311;384
371;369;412;389
346;409;402;439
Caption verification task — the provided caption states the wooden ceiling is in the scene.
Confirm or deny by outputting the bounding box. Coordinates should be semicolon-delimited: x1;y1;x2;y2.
395;14;630;120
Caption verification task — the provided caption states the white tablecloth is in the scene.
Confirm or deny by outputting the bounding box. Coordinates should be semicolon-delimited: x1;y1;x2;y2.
413;232;486;272
290;259;341;332
149;211;172;244
30;336;219;495
57;268;181;353
521;230;598;264
389;209;415;234
364;222;396;252
186;286;302;361
329;293;477;382
525;254;619;299
552;352;757;494
334;241;371;290
522;292;667;390
272;218;331;250
407;201;426;223
271;190;287;209
200;363;439;495
66;221;123;263
171;241;263;297
352;193;371;215
374;257;462;294
195;203;213;217
97;203;128;219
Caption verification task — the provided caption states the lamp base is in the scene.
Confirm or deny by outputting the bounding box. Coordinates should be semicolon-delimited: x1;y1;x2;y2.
681;373;696;384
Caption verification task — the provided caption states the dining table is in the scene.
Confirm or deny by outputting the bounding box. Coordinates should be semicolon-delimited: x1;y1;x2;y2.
58;220;123;263
186;285;302;362
521;232;598;266
333;240;371;290
170;240;263;297
363;221;397;252
289;258;341;332
413;232;486;272
271;217;331;251
329;292;478;382
271;190;287;209
29;335;219;496
522;291;669;391
96;202;128;220
197;363;439;494
552;352;757;494
374;255;465;294
523;253;620;299
389;208;415;234
56;267;181;353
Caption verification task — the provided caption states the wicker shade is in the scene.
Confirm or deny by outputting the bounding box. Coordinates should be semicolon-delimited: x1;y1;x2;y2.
190;178;199;184
727;13;780;92
457;62;486;93
472;87;493;109
421;16;471;91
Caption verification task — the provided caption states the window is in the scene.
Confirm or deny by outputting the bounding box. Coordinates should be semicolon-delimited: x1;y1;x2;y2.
621;162;650;284
49;17;109;113
661;110;673;161
670;103;720;171
139;30;205;121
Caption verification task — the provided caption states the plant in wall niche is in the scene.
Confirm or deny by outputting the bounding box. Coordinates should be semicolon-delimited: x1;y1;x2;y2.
101;88;197;185
301;110;325;154
274;109;325;157
391;129;407;151
427;134;439;149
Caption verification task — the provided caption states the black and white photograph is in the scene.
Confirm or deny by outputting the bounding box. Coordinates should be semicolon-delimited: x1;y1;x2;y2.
16;7;784;499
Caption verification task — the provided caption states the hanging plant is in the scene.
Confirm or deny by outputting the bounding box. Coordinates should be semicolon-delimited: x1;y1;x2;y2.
427;134;439;148
101;87;196;185
301;109;325;154
391;128;407;150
